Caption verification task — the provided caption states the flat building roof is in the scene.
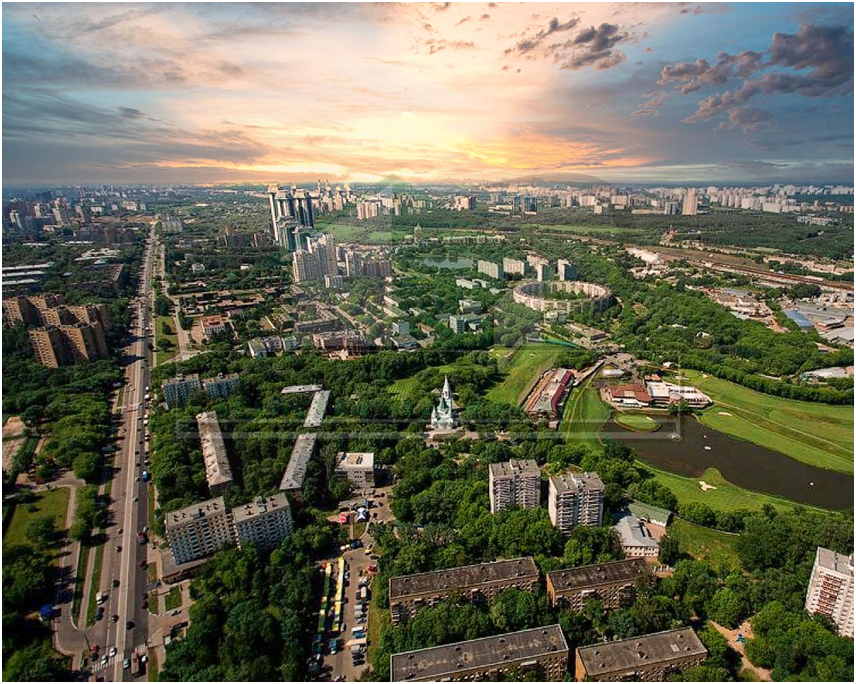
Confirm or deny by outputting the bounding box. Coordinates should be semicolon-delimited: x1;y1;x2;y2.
577;627;706;678
389;557;538;601
391;625;567;681
279;433;317;491
547;558;650;592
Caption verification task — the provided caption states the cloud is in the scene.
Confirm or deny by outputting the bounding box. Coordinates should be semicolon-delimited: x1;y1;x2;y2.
425;39;480;55
667;23;853;130
716;106;773;133
504;17;580;55
630;90;668;117
118;107;145;119
456;16;472;27
557;23;629;70
659;51;764;93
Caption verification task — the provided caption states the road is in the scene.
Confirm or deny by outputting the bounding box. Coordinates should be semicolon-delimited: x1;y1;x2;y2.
88;228;156;680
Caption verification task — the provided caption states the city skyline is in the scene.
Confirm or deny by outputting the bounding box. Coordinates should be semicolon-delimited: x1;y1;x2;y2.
2;2;854;185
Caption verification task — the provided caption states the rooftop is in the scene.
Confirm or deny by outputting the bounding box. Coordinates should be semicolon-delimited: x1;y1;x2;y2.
281;384;324;395
337;452;375;470
489;459;540;480
279;433;317;491
304;390;331;428
391;625;567;681
232;493;291;524
547;559;650;592
549;471;604;495
165;496;226;527
389;557;539;600
196;411;233;489
816;546;854;576
628;500;673;524
576;628;707;677
615;513;659;550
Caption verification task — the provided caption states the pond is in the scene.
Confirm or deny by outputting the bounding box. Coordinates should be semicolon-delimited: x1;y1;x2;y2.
420;256;475;270
602;414;853;510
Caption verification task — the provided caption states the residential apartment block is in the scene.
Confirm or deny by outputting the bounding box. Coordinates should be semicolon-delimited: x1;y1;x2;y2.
231;494;294;551
548;472;604;534
389;557;539;625
502;257;527;276
165;497;233;565
391;625;569;682
488;459;541;514
546;559;651;610
203;373;241;400
477;259;503;280
805;546;854;637
575;628;707;681
279;433;317;495
162;373;203;408
197;411;233;495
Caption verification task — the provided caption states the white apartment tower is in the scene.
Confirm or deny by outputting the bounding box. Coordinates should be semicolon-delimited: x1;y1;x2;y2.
165;497;233;565
489;459;541;514
682;189;698;216
232;494;294;551
548;471;604;535
805;546;854;637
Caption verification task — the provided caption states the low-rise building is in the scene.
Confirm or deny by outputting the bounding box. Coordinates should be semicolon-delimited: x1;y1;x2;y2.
390;625;569;682
603;383;652;408
488;459;541;514
547;559;651;610
575;627;707;681
615;513;660;558
232;494;294;551
248;335;291;358
805;546;854;637
304;390;331;428
548;472;604;534
458;298;483;314
279;433;317;495
201;315;228;339
335;452;375;488
524;368;574;419
628;501;673;527
645;381;712;408
389;557;539;625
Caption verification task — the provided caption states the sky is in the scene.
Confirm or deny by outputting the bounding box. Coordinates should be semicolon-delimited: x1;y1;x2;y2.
2;1;854;185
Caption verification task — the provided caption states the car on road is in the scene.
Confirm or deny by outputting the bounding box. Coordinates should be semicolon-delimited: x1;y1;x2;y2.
95;607;104;621
126;620;134;630
115;545;122;553
101;655;109;666
112;579;120;588
111;614;119;623
123;658;131;670
109;647;117;657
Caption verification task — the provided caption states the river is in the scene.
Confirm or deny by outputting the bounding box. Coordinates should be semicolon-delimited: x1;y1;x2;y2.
420;256;474;270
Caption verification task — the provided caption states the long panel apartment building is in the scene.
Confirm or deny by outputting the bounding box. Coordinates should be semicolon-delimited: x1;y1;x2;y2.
546;559;651;609
488;459;541;514
389;557;539;625
391;625;569;682
575;627;707;681
548;471;604;534
197;411;233;495
805;546;854;637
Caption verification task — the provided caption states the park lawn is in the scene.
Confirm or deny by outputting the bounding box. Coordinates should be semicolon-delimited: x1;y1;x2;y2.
486;343;564;406
642;465;814;513
682;370;853;474
615;412;660;432
164;586;182;612
668;518;740;573
155;315;178;365
3;487;70;554
561;382;611;448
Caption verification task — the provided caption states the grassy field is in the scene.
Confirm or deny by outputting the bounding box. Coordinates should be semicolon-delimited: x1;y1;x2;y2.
3;488;70;552
315;221;408;244
164;586;182;611
643;465;814;513
522;223;640;236
669;517;740;572
682;370;853;474
561;382;611;447
486;343;564;405
155;315;178;365
615;412;660;432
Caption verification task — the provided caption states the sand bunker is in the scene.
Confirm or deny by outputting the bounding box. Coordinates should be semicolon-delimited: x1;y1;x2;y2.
717;411;733;416
699;481;718;491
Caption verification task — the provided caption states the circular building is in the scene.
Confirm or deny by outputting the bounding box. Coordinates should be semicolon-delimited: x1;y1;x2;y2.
512;280;614;314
